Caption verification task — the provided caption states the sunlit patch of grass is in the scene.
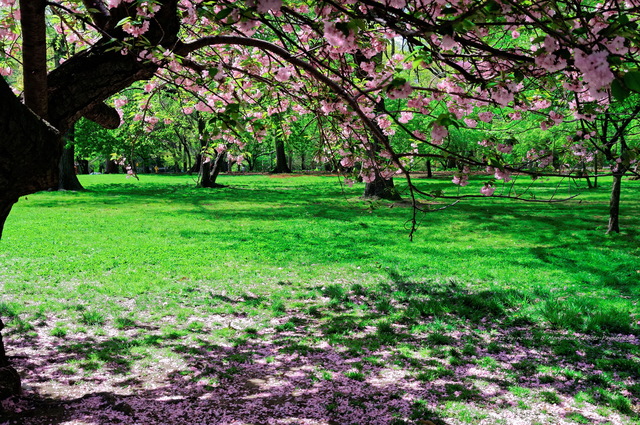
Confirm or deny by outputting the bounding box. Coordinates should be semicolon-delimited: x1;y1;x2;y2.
565;412;590;424
344;370;365;381
50;323;68;337
444;401;488;423
539;390;562;404
416;366;454;382
79;310;106;326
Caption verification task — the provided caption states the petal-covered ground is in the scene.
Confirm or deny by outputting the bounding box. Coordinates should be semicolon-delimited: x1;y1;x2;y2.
2;284;638;425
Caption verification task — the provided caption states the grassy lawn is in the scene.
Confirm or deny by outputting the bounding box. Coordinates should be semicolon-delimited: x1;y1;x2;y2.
0;173;639;424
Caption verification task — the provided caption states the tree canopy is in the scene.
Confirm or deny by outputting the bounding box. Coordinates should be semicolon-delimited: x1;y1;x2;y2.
1;0;640;236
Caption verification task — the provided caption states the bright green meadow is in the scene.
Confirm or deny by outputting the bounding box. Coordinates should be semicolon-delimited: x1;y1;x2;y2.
1;173;639;424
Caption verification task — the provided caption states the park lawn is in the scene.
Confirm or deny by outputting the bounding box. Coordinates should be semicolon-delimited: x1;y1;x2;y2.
0;173;639;425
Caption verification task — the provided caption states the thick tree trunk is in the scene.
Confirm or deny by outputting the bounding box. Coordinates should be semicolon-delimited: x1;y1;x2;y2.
20;0;48;119
105;160;118;174
200;159;213;187
210;152;226;185
58;126;85;190
607;172;623;234
77;159;90;174
426;159;433;178
190;154;202;175
58;145;84;190
364;175;402;200
271;138;291;173
200;152;226;188
0;78;60;399
0;319;21;400
0;78;61;237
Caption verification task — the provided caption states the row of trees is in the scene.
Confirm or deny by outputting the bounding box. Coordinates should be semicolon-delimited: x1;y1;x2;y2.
2;0;640;396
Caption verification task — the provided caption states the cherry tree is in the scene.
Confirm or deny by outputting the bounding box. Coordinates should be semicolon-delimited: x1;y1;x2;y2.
2;0;640;395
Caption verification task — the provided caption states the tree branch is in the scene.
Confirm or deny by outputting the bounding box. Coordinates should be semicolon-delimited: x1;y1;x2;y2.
20;0;49;119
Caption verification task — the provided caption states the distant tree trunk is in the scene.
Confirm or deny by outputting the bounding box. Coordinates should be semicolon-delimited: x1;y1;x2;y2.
199;150;226;188
200;158;213;187
58;145;84;190
364;175;401;200
246;154;255;171
105;159;118;174
607;171;623;234
190;154;202;174
210;152;226;186
582;162;593;189
300;152;306;171
58;125;84;190
426;159;433;178
593;154;598;188
271;138;291;173
77;159;89;174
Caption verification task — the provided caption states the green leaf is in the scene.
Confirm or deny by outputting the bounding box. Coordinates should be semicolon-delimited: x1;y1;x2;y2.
572;27;589;36
623;71;640;93
618;14;630;26
216;8;233;20
611;78;630;101
115;17;132;28
388;77;407;88
225;103;240;114
335;22;352;36
531;35;547;44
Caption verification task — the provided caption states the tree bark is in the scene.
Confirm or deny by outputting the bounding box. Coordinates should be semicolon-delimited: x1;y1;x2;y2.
426;159;433;178
199;158;213;187
0;319;21;401
105;160;118;174
58;126;85;191
0;72;59;402
364;175;402;200
20;0;48;119
0;78;61;238
607;171;623;234
271;138;291;173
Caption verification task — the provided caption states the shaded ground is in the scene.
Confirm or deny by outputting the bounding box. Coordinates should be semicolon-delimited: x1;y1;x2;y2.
2;281;639;425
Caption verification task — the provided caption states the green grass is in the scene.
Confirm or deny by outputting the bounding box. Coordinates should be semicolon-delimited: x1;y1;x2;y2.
1;173;640;423
3;174;639;309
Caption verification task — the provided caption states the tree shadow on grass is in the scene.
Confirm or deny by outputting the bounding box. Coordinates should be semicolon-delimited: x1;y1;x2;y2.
2;279;639;425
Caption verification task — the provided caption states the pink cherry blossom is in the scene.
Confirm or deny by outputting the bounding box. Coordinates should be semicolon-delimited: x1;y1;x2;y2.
387;82;413;100
122;20;150;38
398;111;413;124
478;111;494;123
256;0;282;14
573;49;615;93
431;124;448;144
464;118;477;128
494;168;512;182
480;184;495;196
452;174;469;186
496;144;513;154
274;67;292;82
